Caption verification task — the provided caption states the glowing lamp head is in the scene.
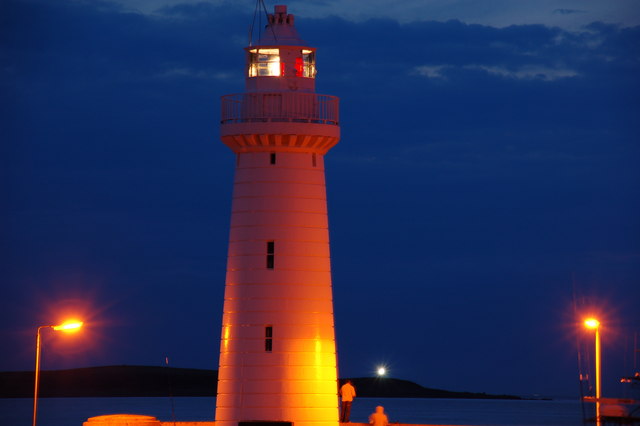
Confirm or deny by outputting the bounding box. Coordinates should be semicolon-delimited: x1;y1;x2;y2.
376;366;387;377
52;320;83;333
584;318;600;330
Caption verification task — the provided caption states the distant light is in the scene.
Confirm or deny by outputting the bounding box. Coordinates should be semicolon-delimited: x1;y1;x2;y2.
52;320;83;332
376;366;386;376
584;318;600;329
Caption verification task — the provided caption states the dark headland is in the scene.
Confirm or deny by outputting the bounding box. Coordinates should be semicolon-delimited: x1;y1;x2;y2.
0;365;521;399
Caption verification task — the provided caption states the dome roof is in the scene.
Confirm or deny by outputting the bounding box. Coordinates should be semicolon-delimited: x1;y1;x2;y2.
256;5;308;46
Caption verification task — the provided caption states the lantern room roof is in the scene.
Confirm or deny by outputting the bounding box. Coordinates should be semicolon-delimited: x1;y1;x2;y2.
255;5;307;46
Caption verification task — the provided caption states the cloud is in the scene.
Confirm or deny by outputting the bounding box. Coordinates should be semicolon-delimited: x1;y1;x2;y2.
412;64;579;81
553;8;586;16
104;0;640;29
155;67;235;81
290;0;640;28
465;64;579;80
411;65;449;79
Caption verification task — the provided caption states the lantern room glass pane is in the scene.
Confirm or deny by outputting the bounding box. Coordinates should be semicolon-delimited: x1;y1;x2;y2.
248;48;282;77
301;49;316;78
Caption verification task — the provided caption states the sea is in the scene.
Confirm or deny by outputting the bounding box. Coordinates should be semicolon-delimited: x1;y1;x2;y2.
0;396;587;426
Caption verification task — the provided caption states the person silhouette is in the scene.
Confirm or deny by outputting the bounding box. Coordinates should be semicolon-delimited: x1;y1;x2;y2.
339;379;356;422
368;405;389;426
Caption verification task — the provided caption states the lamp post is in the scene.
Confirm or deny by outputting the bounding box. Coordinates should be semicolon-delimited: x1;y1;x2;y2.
584;318;601;426
33;320;83;426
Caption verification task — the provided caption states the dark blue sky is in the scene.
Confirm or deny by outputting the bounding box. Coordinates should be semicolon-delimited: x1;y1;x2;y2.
1;0;639;398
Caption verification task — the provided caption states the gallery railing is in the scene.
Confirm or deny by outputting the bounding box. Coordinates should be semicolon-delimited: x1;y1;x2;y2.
221;92;339;125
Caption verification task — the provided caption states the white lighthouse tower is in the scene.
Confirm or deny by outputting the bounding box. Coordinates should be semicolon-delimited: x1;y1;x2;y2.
215;5;340;426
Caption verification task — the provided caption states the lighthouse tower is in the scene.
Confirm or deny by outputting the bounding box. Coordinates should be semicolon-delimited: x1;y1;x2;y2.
215;5;340;426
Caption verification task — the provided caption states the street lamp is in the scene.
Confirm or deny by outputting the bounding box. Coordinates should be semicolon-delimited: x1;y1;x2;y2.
33;320;83;426
584;318;601;426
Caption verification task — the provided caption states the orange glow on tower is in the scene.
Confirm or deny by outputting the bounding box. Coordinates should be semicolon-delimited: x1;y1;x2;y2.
215;5;340;426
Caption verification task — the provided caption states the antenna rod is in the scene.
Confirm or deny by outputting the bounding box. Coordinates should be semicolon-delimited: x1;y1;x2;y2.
635;332;638;371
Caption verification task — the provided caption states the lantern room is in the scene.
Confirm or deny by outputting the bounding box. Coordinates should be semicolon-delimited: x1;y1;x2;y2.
244;5;317;93
247;47;316;78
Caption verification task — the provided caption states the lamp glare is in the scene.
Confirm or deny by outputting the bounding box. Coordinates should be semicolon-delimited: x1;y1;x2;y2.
584;318;600;329
52;320;83;332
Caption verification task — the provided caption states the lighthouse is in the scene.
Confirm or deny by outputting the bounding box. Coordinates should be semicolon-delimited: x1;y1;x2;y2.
215;5;340;426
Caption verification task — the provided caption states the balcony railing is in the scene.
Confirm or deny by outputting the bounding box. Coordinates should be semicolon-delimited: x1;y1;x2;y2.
221;92;339;125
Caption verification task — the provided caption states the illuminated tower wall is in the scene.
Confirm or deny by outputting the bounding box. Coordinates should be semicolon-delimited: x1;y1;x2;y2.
215;5;340;426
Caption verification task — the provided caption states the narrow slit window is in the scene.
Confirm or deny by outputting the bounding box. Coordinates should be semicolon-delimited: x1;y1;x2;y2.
270;153;276;165
266;241;275;269
312;153;317;167
265;326;273;352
